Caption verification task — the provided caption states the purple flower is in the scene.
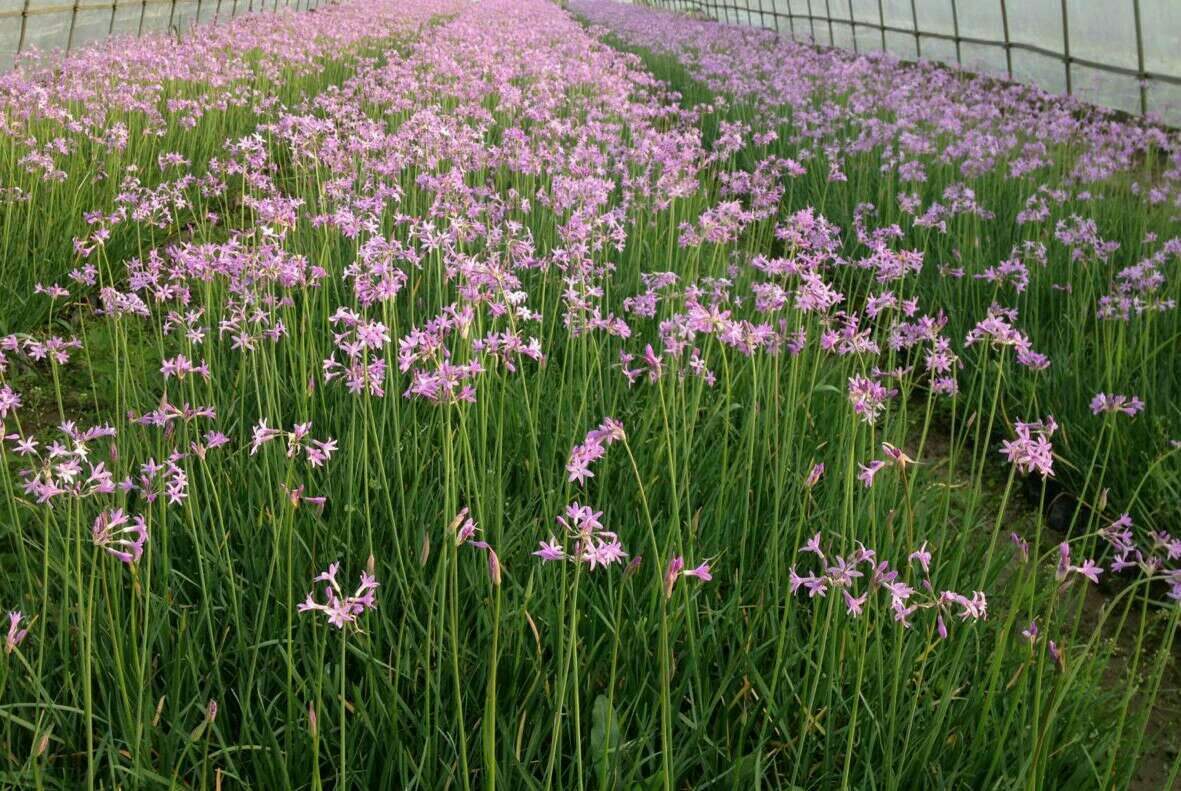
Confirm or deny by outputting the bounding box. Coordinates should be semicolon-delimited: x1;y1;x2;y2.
92;509;148;565
251;420;336;468
548;502;626;572
160;354;210;382
1090;392;1145;417
1071;559;1104;585
908;543;932;574
788;566;806;594
566;417;625;485
858;460;887;488
532;538;565;562
1010;532;1030;563
250;420;283;454
1056;542;1072;581
800;532;825;562
6;611;29;654
0;385;22;419
847;375;896;425
843;590;868;617
1001;419;1055;477
663;556;684;599
664;553;713;597
684;561;713;582
881;443;916;469
298;562;379;630
826;556;863;587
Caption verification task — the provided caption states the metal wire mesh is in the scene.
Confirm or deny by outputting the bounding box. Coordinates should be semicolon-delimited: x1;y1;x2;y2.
0;0;328;71
644;0;1181;124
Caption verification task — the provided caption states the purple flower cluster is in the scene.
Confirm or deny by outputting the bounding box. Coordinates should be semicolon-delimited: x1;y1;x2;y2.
92;509;149;566
1089;393;1145;417
535;502;628;572
1001;417;1057;478
789;533;986;637
250;420;338;468
566;417;626;486
298;562;380;630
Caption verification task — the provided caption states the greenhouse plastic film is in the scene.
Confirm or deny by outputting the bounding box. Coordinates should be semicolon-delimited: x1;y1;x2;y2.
660;0;1181;125
1;0;322;68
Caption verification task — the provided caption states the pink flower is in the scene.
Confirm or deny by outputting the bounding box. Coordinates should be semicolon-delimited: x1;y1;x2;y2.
843;590;868;617
1071;559;1103;585
532;538;565;562
908;542;932;574
664;554;712;597
1001;419;1055;477
298;562;379;630
800;532;825;561
858;460;887;488
1089;393;1144;417
881;442;916;469
663;556;685;599
92;509;148;565
6;611;29;654
684;561;713;582
566;417;625;485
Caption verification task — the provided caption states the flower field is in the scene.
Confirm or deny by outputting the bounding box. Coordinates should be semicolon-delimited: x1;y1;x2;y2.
0;0;1179;787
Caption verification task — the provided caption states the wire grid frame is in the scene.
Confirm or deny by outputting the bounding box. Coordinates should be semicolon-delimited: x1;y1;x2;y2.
1;0;329;71
644;0;1180;121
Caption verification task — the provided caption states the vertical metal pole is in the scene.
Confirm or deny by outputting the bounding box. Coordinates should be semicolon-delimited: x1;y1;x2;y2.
168;0;178;36
824;0;835;45
66;1;82;51
998;0;1012;79
877;0;886;52
909;0;920;57
138;0;148;35
110;0;119;36
16;0;32;55
1060;0;1072;96
806;0;816;42
786;0;796;38
847;0;858;52
949;0;961;65
1132;0;1147;115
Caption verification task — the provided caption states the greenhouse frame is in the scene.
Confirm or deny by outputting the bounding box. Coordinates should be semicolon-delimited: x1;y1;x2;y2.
648;0;1181;123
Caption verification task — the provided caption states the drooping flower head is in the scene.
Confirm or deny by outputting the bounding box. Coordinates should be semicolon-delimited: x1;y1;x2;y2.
92;509;149;565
